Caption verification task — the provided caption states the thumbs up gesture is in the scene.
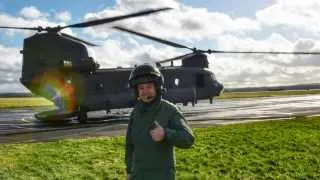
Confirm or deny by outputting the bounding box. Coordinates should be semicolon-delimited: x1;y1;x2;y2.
150;121;165;142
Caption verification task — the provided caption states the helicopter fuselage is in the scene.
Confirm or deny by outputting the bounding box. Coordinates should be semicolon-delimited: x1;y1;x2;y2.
19;31;223;121
81;66;223;111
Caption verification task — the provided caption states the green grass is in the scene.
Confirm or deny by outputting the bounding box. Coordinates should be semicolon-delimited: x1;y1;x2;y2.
0;97;53;109
217;89;320;99
1;90;320;109
1;116;320;179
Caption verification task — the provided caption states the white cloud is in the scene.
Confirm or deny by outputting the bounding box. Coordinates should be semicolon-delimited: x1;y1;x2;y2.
209;33;320;87
114;0;180;10
232;17;261;33
0;44;21;69
213;53;320;87
0;9;75;37
20;6;47;19
91;38;181;68
216;33;292;51
256;0;320;35
0;44;28;92
82;1;260;41
55;11;71;22
79;0;320;88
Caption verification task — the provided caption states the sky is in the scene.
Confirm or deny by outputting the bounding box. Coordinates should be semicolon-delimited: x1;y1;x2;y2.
0;0;320;93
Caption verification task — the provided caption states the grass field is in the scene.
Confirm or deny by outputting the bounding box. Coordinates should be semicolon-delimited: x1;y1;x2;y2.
217;89;320;99
0;90;320;109
1;116;319;179
0;97;53;109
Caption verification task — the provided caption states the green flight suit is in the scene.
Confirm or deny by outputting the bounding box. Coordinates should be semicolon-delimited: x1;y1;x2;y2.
125;98;195;180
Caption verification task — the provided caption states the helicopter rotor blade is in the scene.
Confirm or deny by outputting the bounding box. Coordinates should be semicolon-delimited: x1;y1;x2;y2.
113;26;194;50
61;33;98;46
158;52;195;64
61;7;172;30
0;26;42;31
204;50;320;55
158;50;320;65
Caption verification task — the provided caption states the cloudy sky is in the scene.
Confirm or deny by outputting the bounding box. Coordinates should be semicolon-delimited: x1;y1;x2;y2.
0;0;320;93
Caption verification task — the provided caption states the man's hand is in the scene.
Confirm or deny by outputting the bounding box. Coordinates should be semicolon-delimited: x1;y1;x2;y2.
150;121;165;142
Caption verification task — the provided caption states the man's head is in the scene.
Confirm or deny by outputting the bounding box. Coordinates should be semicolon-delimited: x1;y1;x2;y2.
129;64;164;103
136;82;156;103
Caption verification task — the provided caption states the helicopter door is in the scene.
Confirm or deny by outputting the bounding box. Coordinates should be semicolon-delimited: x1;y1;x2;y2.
195;73;205;88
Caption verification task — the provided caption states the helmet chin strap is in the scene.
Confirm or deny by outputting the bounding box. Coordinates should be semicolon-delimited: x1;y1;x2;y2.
137;95;155;102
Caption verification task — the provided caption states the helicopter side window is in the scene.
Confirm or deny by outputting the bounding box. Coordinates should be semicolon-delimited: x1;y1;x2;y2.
96;83;104;90
174;78;180;87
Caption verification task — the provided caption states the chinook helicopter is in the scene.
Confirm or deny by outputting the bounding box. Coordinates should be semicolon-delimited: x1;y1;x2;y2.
1;8;320;123
0;7;174;122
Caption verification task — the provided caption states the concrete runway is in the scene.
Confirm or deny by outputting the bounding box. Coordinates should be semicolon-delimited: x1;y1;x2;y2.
1;94;320;143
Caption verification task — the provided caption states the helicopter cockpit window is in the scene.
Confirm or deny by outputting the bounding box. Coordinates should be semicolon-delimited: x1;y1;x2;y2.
211;73;216;80
87;47;96;61
174;78;180;87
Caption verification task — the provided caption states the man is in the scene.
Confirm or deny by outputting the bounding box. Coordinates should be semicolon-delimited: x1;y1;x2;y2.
125;64;195;180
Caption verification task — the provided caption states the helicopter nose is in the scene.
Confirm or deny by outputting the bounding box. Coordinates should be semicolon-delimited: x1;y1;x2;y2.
216;83;224;96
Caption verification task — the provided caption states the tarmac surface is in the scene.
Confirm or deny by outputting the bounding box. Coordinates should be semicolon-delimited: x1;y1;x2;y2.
1;94;320;144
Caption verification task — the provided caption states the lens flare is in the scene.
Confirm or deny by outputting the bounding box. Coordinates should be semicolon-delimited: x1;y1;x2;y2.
31;70;76;112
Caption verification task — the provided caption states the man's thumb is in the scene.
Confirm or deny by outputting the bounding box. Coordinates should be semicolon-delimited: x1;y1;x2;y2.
154;120;161;127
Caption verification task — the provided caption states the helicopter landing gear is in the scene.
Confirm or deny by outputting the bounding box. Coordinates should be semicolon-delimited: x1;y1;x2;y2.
77;106;87;123
192;100;197;107
192;87;197;107
209;97;213;104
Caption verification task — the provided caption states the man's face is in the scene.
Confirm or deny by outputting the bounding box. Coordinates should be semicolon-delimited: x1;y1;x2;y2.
137;82;156;103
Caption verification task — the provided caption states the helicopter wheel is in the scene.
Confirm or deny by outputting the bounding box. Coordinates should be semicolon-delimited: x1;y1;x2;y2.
77;106;88;123
209;97;213;104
